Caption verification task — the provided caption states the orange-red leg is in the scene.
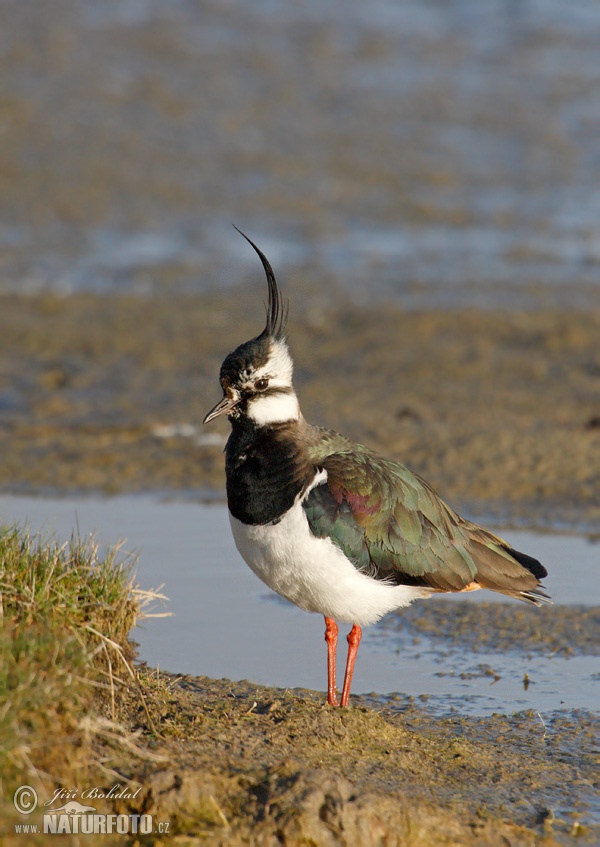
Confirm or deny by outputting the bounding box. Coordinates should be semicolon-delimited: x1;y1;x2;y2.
340;624;362;707
324;616;339;706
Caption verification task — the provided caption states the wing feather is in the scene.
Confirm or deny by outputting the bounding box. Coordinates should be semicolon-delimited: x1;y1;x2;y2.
303;434;548;601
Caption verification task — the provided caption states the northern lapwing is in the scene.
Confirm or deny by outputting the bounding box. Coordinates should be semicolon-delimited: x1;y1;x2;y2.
204;230;550;707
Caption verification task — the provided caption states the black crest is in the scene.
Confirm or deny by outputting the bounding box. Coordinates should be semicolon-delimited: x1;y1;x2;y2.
234;226;288;340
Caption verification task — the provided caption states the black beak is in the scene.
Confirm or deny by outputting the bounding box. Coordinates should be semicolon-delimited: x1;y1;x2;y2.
203;393;240;424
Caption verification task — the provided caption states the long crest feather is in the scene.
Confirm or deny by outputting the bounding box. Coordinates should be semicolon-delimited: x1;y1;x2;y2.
233;225;288;340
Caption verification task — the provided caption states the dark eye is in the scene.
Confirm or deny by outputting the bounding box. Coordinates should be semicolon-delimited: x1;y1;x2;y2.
255;378;269;391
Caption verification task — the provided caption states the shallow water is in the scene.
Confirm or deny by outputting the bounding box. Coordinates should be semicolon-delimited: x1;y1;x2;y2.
2;0;600;309
1;494;597;716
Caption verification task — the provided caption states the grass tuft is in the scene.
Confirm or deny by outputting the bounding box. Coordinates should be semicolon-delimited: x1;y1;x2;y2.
0;524;158;814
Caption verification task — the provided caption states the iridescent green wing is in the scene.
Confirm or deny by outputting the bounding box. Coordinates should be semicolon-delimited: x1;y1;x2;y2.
303;433;542;596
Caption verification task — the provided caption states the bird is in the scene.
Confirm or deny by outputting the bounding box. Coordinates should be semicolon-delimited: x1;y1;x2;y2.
203;229;551;708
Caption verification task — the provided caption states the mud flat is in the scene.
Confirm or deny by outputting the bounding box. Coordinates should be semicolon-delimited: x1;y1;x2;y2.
1;293;599;528
101;672;596;846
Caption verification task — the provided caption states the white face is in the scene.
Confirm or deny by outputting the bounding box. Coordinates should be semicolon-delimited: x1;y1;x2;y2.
246;340;300;425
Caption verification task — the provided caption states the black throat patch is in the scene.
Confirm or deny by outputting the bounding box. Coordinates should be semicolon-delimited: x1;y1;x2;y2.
225;419;313;525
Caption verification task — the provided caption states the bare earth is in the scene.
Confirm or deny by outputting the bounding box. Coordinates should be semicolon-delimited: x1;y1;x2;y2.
0;294;599;527
107;671;597;846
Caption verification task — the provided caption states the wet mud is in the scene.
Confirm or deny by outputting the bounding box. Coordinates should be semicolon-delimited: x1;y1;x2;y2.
383;600;600;657
0;294;599;529
2;1;600;311
108;671;599;845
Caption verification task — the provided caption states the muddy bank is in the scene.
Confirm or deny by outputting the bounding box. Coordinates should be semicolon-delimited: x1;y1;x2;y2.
0;293;598;527
101;671;596;846
3;511;598;846
383;600;600;657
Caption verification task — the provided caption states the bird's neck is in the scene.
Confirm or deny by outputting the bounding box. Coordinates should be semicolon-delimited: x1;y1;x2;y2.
225;414;313;525
246;387;301;427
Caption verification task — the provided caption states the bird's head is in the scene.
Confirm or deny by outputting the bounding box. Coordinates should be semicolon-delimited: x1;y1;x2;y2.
203;230;300;428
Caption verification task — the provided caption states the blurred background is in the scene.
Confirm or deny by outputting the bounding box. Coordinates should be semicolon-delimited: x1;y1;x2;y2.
1;0;598;725
1;0;599;516
2;0;600;309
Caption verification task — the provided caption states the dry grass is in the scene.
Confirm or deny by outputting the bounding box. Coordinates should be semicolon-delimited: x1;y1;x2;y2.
0;525;166;820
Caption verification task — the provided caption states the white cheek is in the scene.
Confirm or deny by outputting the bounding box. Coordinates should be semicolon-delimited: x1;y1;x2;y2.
247;392;300;425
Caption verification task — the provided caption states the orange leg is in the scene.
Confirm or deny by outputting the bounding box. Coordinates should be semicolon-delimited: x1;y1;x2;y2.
340;624;362;707
324;616;339;706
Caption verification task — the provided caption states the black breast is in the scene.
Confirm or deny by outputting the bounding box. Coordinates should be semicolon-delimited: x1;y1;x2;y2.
225;421;313;525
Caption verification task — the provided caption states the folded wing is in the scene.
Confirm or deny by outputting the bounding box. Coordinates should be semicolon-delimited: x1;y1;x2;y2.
303;443;549;605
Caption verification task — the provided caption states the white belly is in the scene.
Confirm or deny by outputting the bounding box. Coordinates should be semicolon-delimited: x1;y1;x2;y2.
229;498;431;627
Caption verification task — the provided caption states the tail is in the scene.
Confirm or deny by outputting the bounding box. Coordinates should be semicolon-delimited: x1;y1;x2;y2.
505;546;547;580
463;523;552;607
504;546;552;606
